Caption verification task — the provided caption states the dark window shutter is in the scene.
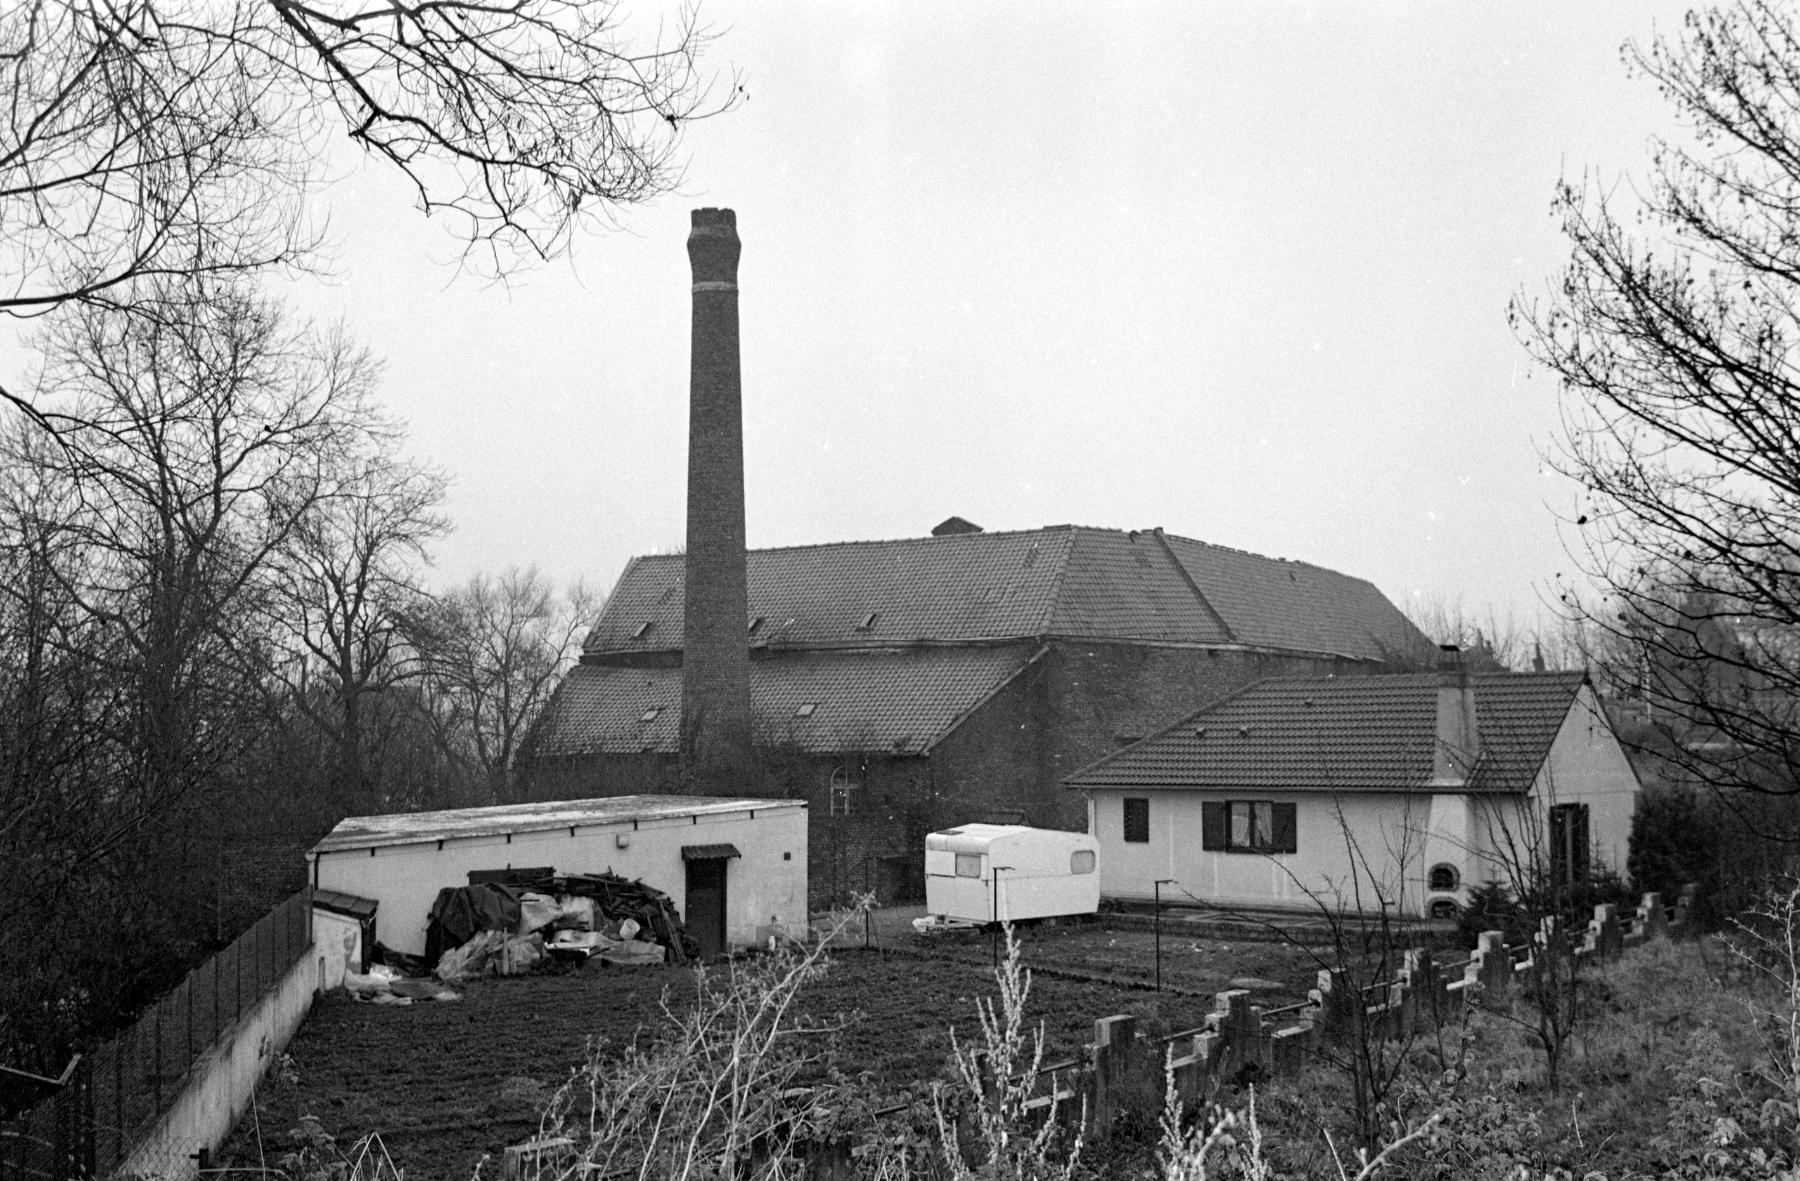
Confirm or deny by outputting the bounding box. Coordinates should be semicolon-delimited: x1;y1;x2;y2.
1272;802;1297;854
1123;797;1150;844
1572;803;1591;882
1201;802;1227;851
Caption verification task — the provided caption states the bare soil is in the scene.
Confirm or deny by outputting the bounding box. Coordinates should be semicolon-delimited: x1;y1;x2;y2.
218;920;1321;1179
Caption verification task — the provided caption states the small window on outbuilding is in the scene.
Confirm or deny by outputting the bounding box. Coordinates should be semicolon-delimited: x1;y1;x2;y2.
954;853;982;878
1070;849;1096;874
1123;797;1150;844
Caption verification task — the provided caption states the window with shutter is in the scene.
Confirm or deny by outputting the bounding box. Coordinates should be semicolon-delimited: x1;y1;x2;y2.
1206;799;1298;854
1123;797;1149;843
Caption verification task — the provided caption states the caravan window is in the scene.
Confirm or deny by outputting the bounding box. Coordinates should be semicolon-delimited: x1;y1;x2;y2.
1070;849;1096;874
954;853;982;878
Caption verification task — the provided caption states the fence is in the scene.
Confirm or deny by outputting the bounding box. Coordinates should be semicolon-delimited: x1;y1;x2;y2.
1;891;312;1181
999;884;1699;1133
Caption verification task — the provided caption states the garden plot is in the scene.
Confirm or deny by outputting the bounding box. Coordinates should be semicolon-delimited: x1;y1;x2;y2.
218;921;1319;1180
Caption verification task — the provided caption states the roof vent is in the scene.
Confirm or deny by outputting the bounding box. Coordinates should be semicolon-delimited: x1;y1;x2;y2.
932;516;983;536
1193;727;1207;740
1237;725;1251;737
855;611;879;632
632;621;654;639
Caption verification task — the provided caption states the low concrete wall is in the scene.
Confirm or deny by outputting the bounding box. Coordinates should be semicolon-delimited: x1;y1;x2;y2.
118;941;319;1180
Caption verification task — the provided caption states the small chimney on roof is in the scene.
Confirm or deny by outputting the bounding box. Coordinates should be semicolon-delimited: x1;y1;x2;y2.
681;208;752;777
932;516;983;537
1431;646;1482;785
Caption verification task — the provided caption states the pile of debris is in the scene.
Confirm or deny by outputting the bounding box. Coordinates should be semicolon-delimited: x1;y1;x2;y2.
423;872;694;983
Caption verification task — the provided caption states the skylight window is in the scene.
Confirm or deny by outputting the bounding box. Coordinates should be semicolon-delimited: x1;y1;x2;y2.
748;616;765;634
631;621;654;639
794;702;818;718
855;612;879;632
639;707;661;723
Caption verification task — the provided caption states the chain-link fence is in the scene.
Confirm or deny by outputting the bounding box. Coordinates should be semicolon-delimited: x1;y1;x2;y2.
1;890;312;1180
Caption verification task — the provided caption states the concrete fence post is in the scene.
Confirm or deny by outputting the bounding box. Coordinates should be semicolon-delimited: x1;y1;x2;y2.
1310;970;1358;1047
1588;903;1623;960
1089;1015;1138;1133
1671;883;1700;937
1474;931;1511;1000
1399;947;1442;1035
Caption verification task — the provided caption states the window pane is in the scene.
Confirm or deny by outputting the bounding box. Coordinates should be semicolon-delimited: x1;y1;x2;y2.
1252;802;1273;850
1230;802;1249;848
955;853;981;878
1070;850;1096;874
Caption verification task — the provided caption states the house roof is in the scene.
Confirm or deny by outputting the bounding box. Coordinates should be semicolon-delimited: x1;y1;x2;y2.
532;647;1039;758
1063;671;1590;794
584;526;1430;663
309;795;801;855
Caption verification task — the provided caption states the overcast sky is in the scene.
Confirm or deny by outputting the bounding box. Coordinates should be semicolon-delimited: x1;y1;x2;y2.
274;2;1696;629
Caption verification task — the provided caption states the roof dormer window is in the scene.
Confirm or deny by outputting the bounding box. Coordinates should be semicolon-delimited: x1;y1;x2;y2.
631;621;654;639
855;612;879;632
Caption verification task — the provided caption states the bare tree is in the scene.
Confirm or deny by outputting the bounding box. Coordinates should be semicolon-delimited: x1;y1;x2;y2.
1514;1;1800;810
265;422;448;819
412;566;596;802
1;0;739;405
0;279;385;1072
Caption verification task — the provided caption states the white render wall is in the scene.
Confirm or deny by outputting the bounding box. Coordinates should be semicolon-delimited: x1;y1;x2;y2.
1087;789;1436;913
310;803;808;956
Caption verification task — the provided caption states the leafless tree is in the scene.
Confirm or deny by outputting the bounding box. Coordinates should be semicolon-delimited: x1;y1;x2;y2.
1;0;738;406
412;566;596;802
265;420;448;818
1514;1;1800;811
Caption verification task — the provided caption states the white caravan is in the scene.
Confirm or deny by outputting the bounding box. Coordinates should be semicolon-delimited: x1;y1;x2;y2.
923;824;1101;925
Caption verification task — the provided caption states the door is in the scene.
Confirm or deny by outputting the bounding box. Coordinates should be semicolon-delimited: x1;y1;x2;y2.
685;857;729;958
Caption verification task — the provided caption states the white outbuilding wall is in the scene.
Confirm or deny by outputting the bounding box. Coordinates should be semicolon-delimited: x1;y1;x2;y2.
309;796;808;956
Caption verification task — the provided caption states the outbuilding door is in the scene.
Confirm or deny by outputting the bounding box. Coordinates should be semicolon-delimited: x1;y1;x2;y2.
682;844;739;959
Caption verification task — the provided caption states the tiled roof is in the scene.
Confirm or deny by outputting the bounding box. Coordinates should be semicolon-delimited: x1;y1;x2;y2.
1064;671;1590;794
585;526;1429;662
534;647;1037;757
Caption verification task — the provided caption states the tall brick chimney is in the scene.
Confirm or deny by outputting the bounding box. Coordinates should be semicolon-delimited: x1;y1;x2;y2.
681;208;753;777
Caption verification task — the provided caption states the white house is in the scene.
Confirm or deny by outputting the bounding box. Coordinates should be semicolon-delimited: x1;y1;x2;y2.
308;795;808;958
1064;671;1640;917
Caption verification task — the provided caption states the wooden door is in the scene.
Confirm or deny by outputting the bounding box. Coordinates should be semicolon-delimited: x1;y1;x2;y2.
685;858;729;958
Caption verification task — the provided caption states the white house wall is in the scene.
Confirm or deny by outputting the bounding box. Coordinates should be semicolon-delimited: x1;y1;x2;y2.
1087;790;1436;914
310;805;808;956
1471;686;1640;884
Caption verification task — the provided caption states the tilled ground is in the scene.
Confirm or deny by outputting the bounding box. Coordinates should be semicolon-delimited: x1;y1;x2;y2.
218;922;1320;1179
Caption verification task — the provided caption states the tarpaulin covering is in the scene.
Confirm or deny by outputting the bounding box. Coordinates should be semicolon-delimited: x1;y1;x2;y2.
425;882;522;966
505;871;694;965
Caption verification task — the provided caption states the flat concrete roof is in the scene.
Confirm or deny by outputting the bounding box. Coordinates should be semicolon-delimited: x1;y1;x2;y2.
309;795;804;856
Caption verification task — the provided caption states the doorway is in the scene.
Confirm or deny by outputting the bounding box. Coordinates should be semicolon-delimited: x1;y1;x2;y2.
684;857;730;958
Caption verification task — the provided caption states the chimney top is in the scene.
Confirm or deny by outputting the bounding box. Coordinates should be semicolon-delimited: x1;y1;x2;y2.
688;207;740;285
932;516;983;537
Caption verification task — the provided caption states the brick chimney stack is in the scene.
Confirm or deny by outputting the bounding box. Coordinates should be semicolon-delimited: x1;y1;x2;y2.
681;208;752;776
